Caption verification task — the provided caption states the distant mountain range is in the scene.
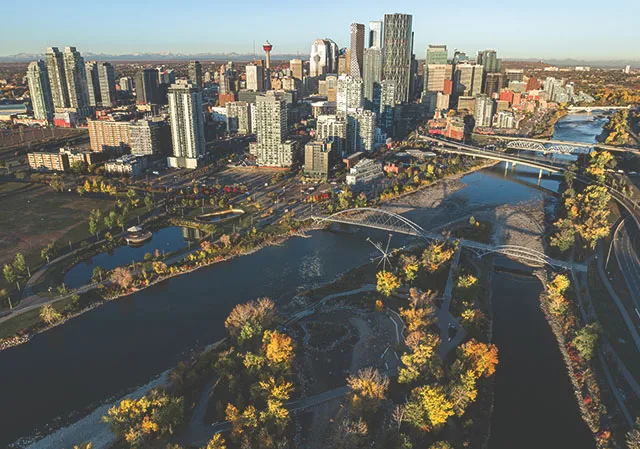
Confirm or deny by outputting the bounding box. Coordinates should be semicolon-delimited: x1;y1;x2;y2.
0;52;637;68
0;52;303;62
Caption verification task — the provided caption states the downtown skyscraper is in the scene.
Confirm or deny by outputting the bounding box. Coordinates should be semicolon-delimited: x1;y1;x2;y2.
368;21;383;48
26;60;54;121
349;23;365;79
383;13;413;104
86;61;116;107
62;47;89;111
167;81;205;169
363;47;382;106
189;61;203;88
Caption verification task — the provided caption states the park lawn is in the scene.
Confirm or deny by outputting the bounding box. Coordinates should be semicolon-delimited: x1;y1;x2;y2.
0;184;115;266
0;295;74;340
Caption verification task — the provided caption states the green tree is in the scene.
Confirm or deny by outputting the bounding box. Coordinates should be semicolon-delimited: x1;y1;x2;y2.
145;194;154;210
92;266;107;283
13;253;28;277
3;264;17;288
88;209;101;238
104;210;117;229
41;242;56;263
572;323;600;361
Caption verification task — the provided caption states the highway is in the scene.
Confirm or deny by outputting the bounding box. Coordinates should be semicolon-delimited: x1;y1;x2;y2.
612;217;640;310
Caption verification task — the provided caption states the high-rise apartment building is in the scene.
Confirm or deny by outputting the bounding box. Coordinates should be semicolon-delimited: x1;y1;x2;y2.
368;21;383;48
86;61;101;107
363;47;383;106
453;63;483;97
45;47;69;110
27;60;54;121
86;61;116;107
350;109;376;152
316;115;347;157
167;82;205;169
290;59;303;80
253;91;295;167
383;13;413;103
129;119;172;156
505;69;524;84
226;101;252;135
474;94;494;128
62;47;89;111
246;64;264;92
135;69;160;104
337;75;364;116
88;120;131;152
97;62;116;107
379;80;396;134
189;61;203;88
349;23;365;79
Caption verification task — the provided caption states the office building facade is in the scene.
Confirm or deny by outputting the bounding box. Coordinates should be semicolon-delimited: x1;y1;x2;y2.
129;119;171;156
383;13;413;103
304;140;333;180
189;61;203;88
246;64;264;92
368;21;383;48
135;69;160;104
226;101;252;135
363;47;383;106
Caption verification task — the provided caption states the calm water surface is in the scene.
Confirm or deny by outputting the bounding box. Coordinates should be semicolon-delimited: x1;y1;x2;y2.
0;113;604;447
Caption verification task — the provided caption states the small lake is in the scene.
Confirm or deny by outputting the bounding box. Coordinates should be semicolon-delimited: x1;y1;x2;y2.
63;226;193;289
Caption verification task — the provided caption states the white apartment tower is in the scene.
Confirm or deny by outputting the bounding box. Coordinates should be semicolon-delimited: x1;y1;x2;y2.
167;82;205;169
254;91;295;167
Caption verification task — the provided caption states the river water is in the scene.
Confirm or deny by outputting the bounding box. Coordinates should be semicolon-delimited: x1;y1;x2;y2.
0;113;606;448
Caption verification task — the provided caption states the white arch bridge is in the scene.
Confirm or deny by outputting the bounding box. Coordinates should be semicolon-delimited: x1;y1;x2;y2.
312;207;587;272
505;140;589;155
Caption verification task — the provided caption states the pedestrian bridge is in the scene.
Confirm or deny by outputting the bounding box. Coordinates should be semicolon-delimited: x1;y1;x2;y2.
312;207;586;272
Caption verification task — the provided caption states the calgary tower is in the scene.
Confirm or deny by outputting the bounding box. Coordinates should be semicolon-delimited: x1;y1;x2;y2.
262;40;272;89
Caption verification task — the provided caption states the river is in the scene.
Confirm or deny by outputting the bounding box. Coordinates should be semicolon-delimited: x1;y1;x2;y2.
0;112;606;448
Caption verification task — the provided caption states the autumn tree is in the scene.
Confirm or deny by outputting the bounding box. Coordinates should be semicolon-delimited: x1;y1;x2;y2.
404;385;454;432
224;297;277;344
457;339;499;378
347;367;389;416
422;243;455;273
111;267;134;290
626;417;640;449
586;150;615;182
547;273;570;317
429;442;453;449
204;434;226;449
333;418;369;449
102;388;183;447
400;254;420;283
447;369;478;417
40;304;62;325
398;333;441;384
263;330;294;368
572;323;600;361
376;270;401;298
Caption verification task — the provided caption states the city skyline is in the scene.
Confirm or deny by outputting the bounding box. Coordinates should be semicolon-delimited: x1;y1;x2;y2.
2;0;639;60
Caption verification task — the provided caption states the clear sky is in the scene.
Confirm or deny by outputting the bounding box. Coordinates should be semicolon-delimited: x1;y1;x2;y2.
2;0;639;60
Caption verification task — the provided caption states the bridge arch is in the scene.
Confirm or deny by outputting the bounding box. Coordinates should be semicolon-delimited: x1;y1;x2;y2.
314;208;578;270
506;140;546;152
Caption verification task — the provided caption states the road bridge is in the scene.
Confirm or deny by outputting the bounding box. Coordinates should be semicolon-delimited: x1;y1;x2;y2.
312;207;586;272
482;134;638;154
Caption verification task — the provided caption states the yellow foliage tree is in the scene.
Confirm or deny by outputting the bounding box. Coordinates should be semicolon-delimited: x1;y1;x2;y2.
263;330;294;367
376;270;401;297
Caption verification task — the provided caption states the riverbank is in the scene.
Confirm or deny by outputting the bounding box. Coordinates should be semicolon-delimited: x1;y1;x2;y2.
532;108;569;139
0;160;496;353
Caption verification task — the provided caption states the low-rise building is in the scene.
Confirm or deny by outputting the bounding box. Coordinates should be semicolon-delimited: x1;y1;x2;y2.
28;148;106;171
88;119;131;152
346;158;383;186
104;154;150;177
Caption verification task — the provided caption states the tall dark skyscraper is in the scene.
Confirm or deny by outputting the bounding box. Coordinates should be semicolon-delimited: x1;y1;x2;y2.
363;47;382;107
62;47;89;111
86;61;101;107
383;13;413;103
97;62;117;107
189;60;203;88
135;68;160;104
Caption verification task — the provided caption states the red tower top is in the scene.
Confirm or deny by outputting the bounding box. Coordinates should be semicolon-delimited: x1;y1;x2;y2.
262;41;272;52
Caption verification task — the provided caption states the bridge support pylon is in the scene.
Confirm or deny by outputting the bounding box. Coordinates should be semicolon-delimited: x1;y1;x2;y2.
538;169;543;186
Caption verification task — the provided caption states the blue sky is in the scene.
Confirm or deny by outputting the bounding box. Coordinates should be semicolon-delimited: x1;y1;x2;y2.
2;0;639;60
